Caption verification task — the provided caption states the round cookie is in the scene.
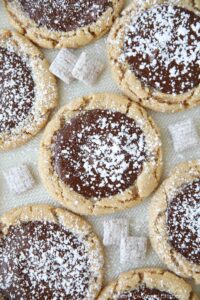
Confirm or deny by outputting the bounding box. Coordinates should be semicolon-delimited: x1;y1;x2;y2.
149;160;200;284
98;268;198;300
0;204;104;299
0;30;57;151
107;0;200;112
4;0;124;49
39;93;162;216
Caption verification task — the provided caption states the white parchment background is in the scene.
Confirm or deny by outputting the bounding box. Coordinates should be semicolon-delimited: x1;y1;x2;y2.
0;0;200;295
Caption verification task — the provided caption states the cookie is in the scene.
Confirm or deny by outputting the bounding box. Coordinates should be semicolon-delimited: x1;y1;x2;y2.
107;0;200;112
0;204;104;299
0;30;57;151
4;0;124;49
98;268;198;300
149;160;200;284
39;93;162;215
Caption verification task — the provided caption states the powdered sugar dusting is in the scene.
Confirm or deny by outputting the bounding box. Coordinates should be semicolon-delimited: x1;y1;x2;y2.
0;221;98;299
16;0;113;32
0;46;34;133
123;4;200;94
53;109;147;199
167;179;200;264
116;285;177;300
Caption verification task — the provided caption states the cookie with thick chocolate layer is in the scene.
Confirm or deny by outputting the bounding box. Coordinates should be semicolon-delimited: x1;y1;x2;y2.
4;0;124;48
149;160;200;283
39;93;162;215
98;268;198;300
0;204;104;299
0;30;57;151
107;0;200;112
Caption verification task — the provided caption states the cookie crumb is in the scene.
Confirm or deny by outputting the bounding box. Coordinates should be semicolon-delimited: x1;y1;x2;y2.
168;119;199;152
50;49;77;84
4;164;35;194
103;219;129;246
72;51;104;86
120;236;148;264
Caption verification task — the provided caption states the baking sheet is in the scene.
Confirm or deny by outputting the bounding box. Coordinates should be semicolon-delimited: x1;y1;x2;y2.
0;0;200;295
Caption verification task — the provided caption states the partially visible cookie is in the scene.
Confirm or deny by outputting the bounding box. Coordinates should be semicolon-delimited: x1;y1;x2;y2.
39;93;162;215
149;160;200;284
98;268;198;300
107;0;200;112
4;0;124;48
0;204;104;299
0;30;57;151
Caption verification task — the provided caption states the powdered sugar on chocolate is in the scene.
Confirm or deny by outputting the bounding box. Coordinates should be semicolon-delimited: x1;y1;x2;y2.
123;4;200;94
116;285;177;300
0;46;35;133
53;109;147;199
16;0;112;32
0;221;93;299
167;179;200;264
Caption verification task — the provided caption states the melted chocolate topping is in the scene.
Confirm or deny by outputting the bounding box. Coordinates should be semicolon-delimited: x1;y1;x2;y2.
124;5;200;94
16;0;112;32
167;179;200;264
0;221;90;299
117;285;178;300
0;47;34;133
53;109;147;199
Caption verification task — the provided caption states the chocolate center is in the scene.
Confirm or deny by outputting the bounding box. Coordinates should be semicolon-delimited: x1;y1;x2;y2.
117;285;178;300
16;0;112;32
124;4;200;94
167;179;200;264
0;221;90;299
53;109;147;199
0;47;34;133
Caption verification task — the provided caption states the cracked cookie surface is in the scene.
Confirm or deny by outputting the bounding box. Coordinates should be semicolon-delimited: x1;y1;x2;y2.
97;268;198;300
0;204;104;299
4;0;124;48
107;0;200;112
0;30;57;151
149;160;200;284
39;93;162;216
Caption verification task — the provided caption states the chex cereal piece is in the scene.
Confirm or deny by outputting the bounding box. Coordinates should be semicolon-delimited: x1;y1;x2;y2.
168;119;199;152
49;49;77;85
4;165;35;195
120;236;148;264
103;219;129;246
72;51;104;86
